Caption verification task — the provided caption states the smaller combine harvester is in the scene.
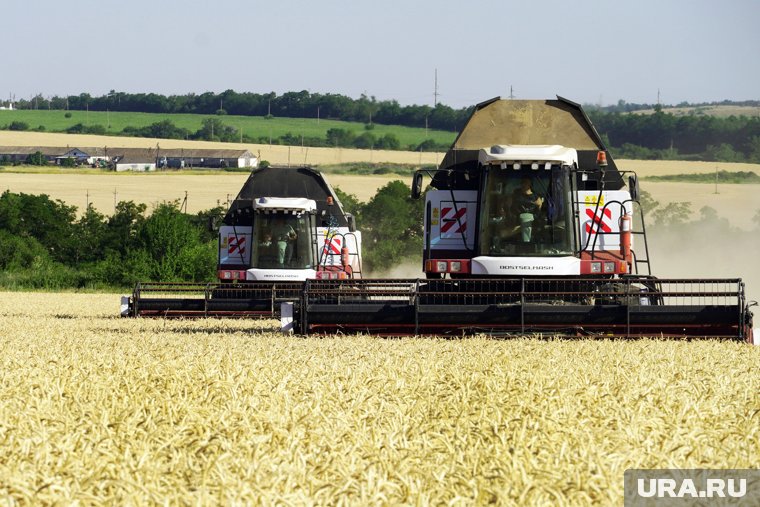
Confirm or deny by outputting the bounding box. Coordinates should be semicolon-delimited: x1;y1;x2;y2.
122;166;362;318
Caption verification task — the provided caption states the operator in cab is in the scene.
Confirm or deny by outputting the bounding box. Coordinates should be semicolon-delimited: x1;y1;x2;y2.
511;177;543;242
272;217;297;267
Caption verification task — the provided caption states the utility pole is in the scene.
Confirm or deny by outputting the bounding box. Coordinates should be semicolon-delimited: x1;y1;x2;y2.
434;68;439;107
509;85;515;99
714;166;719;194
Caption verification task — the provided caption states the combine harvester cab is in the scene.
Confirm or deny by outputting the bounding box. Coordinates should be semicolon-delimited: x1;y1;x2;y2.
123;166;362;318
296;97;754;341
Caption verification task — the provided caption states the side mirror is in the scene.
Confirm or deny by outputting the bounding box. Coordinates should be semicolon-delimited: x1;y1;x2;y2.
628;175;640;201
207;216;219;232
411;171;424;200
346;213;356;232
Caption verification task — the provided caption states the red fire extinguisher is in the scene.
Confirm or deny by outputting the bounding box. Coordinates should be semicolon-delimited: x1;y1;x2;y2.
341;246;352;277
620;213;632;261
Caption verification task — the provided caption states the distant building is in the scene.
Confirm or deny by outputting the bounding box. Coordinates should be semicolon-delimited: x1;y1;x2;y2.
56;148;92;165
0;146;62;164
158;149;258;169
0;145;258;170
112;147;158;172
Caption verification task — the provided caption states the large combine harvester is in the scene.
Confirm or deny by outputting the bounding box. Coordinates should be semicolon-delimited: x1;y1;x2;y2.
123;166;362;318
292;97;754;341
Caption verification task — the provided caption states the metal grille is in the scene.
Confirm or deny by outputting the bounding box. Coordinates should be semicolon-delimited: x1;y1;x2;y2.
299;277;751;340
129;282;302;318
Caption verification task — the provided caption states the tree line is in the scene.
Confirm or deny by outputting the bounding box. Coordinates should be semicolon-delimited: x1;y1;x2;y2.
591;106;760;163
8;91;760;162
0;182;423;289
16;90;469;132
0;192;223;289
3;117;441;152
2;185;759;290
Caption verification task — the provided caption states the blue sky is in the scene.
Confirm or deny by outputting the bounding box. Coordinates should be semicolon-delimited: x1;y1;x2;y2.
4;0;758;109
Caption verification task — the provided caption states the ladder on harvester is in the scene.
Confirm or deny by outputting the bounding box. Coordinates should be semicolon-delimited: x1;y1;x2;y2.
581;196;653;277
317;229;363;279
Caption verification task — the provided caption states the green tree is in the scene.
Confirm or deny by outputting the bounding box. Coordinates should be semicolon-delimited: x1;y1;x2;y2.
326;128;355;147
705;143;743;162
8;121;29;131
25;151;47;166
637;190;659;216
193;206;226;242
376;133;400;150
651;202;692;227
415;139;439;152
74;205;108;264
747;136;760;163
103;201;147;256
0;229;49;270
360;180;423;272
195;117;237;142
139;202;215;281
353;132;376;149
333;187;362;219
0;192;77;261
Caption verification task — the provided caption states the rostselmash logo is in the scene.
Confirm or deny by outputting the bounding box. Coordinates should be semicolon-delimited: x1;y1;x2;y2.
625;469;760;506
499;265;554;271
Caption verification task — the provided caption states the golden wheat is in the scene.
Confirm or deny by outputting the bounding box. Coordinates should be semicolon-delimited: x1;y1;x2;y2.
0;292;758;505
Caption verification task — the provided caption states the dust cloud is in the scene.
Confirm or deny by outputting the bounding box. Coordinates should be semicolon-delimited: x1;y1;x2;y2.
364;261;424;279
646;223;759;344
645;224;759;303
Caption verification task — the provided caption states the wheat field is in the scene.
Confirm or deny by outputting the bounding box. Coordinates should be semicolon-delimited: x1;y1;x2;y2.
0;292;758;504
